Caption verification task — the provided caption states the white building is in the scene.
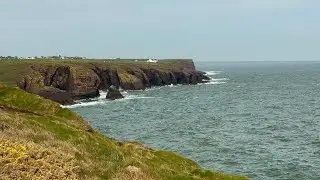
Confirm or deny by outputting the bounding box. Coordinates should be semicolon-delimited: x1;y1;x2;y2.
25;57;35;60
147;59;158;63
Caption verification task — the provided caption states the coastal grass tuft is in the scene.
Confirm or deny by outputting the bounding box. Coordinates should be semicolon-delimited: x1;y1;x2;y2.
0;86;249;179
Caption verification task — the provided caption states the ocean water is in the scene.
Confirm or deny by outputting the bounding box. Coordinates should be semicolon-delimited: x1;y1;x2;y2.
69;61;320;180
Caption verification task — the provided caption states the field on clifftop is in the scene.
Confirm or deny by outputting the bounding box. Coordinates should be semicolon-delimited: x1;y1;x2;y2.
0;85;249;179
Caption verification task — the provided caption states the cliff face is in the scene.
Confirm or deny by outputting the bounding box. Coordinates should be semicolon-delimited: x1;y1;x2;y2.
15;60;209;104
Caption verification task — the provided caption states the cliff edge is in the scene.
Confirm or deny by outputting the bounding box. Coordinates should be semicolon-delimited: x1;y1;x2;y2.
0;59;209;104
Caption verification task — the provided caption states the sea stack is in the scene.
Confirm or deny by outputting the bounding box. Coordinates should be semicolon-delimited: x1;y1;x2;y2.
106;85;124;100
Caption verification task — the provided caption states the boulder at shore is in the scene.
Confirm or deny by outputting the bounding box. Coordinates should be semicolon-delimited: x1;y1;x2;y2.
106;86;124;100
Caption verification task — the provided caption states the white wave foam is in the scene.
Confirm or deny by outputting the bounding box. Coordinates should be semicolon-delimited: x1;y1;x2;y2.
145;84;182;91
61;92;157;109
61;100;106;108
200;75;229;85
121;95;157;100
165;84;182;88
97;91;107;100
205;71;223;76
211;78;229;81
201;81;227;85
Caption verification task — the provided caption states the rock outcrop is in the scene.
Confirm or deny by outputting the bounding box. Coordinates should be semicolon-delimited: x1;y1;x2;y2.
37;88;74;105
17;60;209;104
106;85;124;100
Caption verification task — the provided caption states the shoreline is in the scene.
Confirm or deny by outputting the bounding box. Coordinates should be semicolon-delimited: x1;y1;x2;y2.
0;59;210;105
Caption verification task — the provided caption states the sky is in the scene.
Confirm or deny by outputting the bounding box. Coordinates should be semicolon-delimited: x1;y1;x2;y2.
0;0;320;61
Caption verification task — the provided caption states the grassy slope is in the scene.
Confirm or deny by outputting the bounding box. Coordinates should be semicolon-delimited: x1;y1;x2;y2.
0;86;249;180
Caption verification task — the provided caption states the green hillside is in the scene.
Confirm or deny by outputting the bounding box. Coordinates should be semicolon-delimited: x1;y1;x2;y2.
0;85;249;179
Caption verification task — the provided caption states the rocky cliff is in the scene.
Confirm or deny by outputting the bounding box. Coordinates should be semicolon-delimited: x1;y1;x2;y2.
14;60;209;104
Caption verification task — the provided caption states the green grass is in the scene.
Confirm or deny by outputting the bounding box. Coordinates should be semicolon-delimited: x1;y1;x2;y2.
0;86;249;179
0;87;61;115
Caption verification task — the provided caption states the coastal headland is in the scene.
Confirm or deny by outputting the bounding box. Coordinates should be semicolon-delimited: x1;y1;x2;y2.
0;59;248;179
0;59;209;104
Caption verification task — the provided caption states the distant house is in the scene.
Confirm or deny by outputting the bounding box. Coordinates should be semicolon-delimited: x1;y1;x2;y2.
147;59;158;63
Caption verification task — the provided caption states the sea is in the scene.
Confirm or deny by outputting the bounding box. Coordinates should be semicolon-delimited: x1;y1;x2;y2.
65;61;320;180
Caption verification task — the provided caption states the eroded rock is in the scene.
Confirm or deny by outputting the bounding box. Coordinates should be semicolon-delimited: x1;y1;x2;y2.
37;88;74;105
16;60;210;104
106;86;124;100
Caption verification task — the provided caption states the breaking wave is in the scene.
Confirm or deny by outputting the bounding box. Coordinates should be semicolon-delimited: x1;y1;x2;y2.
204;71;223;76
61;90;155;109
202;70;229;85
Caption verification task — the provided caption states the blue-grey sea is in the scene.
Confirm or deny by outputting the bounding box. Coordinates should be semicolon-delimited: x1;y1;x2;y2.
68;61;320;180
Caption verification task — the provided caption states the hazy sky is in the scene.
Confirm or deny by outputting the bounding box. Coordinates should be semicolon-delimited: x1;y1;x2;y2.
0;0;319;61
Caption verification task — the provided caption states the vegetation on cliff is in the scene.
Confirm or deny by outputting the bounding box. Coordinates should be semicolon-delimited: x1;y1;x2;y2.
0;86;248;179
0;59;197;86
0;59;209;104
